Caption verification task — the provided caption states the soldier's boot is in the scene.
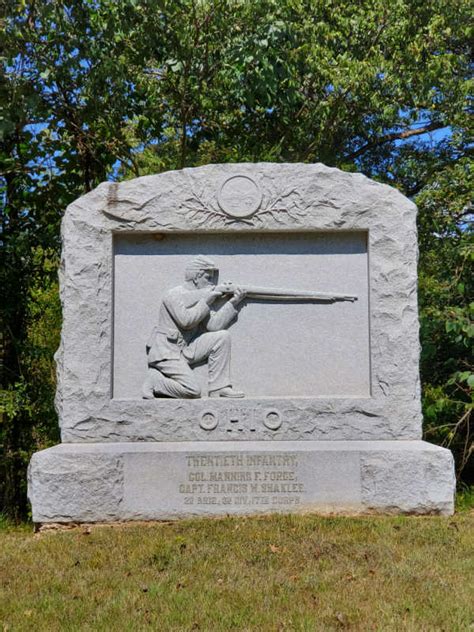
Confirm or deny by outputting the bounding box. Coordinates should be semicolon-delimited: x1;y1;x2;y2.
209;386;245;398
142;369;167;399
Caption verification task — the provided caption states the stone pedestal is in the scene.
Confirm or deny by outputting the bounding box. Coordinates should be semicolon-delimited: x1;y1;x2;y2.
28;441;455;524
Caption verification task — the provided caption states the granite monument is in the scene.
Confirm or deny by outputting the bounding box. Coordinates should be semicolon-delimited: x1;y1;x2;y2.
28;163;456;523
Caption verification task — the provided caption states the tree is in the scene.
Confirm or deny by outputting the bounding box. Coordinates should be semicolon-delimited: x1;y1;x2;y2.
1;0;472;517
417;160;473;481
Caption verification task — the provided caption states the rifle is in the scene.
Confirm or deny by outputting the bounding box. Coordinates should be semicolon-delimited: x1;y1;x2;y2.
215;282;357;303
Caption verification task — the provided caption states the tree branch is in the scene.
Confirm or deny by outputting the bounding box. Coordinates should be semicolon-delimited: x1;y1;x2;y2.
344;122;448;161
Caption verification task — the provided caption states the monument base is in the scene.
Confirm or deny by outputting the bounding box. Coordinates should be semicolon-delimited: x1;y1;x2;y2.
28;441;455;523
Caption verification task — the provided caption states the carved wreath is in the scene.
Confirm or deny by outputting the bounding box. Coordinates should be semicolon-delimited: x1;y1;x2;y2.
179;177;308;227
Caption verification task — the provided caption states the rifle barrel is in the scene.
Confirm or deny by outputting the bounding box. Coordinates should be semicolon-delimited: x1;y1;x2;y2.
219;284;357;302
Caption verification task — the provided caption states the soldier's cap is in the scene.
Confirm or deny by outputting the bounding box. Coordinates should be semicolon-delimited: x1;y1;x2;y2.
185;255;218;273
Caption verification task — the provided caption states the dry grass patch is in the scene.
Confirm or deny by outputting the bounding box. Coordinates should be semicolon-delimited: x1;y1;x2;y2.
1;513;473;631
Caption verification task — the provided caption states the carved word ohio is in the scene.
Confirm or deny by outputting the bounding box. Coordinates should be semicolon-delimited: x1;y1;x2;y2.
199;408;283;432
178;453;304;508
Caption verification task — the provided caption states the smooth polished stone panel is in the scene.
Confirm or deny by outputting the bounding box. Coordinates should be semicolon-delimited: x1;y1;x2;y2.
113;232;370;399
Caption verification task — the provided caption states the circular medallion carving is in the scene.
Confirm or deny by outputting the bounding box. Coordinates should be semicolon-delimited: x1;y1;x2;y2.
263;409;282;431
218;175;262;218
200;410;218;431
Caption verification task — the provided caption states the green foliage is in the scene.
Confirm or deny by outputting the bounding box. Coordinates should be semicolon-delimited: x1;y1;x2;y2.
0;249;61;519
115;0;472;172
1;0;472;516
417;160;473;480
455;484;474;512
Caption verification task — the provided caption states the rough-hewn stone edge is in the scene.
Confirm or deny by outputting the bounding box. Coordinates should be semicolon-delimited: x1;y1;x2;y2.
360;446;455;515
28;441;455;523
59;396;422;442
28;449;124;523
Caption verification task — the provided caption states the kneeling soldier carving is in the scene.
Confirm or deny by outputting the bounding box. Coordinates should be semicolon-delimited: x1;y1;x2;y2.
142;255;246;399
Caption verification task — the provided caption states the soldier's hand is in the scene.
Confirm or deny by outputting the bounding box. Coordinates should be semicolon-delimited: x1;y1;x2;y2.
204;286;223;305
230;286;247;306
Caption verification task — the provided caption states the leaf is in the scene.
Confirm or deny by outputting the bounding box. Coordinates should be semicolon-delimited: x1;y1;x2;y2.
335;612;348;625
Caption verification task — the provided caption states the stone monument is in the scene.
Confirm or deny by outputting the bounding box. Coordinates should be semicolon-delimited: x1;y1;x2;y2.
28;164;455;523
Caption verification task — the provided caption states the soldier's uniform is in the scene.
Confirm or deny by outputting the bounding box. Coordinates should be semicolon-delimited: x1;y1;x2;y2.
142;259;241;399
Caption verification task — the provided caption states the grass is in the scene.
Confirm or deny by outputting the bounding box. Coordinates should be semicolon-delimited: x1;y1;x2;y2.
456;484;474;512
1;512;473;632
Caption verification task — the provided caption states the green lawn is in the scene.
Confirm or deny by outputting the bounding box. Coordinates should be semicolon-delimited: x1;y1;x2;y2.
1;513;473;631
